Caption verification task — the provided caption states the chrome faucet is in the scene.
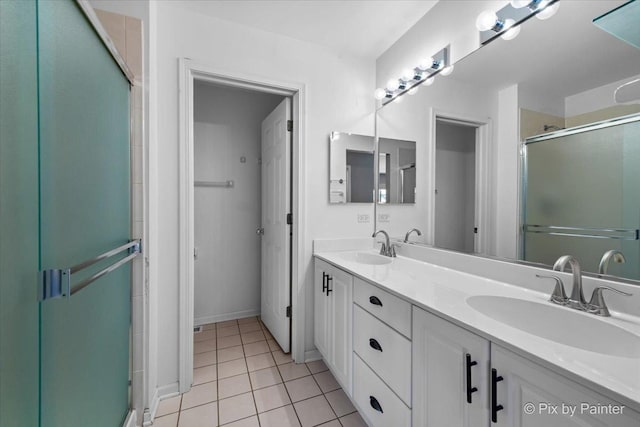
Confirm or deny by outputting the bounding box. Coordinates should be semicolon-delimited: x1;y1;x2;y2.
587;286;632;316
404;228;422;243
535;274;568;305
598;250;626;275
553;255;587;310
372;230;395;257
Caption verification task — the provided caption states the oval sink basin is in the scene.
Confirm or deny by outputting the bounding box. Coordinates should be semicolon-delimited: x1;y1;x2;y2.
339;251;392;265
466;295;640;358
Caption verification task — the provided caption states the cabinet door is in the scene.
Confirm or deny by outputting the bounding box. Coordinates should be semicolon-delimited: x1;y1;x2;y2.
314;260;330;360
491;345;640;427
328;266;353;394
413;307;490;427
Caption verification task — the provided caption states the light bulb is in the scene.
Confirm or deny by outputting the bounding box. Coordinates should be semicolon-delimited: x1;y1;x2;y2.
408;86;419;95
402;68;415;81
418;57;434;70
536;2;559;20
510;0;531;8
424;77;435;86
386;79;400;91
476;10;499;31
374;88;387;100
440;65;454;76
501;19;521;40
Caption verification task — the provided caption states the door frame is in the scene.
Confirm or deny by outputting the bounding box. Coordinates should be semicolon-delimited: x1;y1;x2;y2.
428;109;492;254
178;58;306;392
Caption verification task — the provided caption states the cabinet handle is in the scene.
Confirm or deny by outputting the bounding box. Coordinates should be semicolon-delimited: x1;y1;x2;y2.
369;396;384;413
322;272;328;293
369;338;383;352
465;353;478;404
369;296;383;307
326;276;333;295
491;368;504;423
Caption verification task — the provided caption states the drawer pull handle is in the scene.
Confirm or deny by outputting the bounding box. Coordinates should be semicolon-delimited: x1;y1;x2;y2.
369;296;383;307
491;368;504;423
369;396;384;413
465;353;478;404
369;338;383;352
326;276;333;295
322;272;328;293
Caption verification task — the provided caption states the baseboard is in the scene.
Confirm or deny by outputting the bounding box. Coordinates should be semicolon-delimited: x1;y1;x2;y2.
195;309;260;326
123;409;137;427
304;349;321;362
143;383;179;426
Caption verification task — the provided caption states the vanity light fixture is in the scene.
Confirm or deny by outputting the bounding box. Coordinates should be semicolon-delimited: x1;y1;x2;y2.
535;2;559;20
374;46;450;102
476;10;505;32
440;65;454;76
500;19;521;40
478;0;558;45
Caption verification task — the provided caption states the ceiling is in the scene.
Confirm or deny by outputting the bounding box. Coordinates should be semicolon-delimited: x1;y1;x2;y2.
174;0;439;59
449;1;640;100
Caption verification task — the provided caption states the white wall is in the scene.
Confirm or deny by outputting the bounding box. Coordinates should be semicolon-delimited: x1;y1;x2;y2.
434;122;476;253
152;2;375;389
193;83;283;325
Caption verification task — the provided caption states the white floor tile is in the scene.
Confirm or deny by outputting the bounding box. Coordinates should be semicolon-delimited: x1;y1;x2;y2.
218;373;251;399
249;366;282;390
293;395;336;427
181;381;218;410
218;392;256;425
253;383;291;413
258;405;301;427
178;401;218;427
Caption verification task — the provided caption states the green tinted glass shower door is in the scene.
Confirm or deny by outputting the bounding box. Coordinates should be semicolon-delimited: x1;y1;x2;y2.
38;1;132;426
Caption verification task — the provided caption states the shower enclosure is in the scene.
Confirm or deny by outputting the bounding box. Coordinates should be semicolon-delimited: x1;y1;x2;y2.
521;114;640;280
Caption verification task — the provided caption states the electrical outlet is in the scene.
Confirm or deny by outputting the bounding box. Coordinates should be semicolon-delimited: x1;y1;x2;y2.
378;213;390;223
357;214;370;223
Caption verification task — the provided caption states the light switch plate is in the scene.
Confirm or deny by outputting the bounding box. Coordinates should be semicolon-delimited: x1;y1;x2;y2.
378;213;390;223
357;214;370;223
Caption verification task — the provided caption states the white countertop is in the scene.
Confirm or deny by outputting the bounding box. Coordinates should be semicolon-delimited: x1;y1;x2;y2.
315;249;640;412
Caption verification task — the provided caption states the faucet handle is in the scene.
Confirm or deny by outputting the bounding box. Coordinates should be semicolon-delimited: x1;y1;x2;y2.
389;243;400;258
536;274;568;304
587;286;632;317
378;242;387;256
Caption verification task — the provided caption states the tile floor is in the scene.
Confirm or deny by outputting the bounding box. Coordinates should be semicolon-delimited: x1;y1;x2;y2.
153;316;368;427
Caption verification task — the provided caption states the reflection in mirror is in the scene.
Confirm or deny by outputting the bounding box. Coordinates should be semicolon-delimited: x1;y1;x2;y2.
377;138;416;204
329;132;375;204
523;116;640;280
375;0;640;283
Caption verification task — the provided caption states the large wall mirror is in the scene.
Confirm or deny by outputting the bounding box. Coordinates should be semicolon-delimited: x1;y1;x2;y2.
375;0;640;282
329;132;375;203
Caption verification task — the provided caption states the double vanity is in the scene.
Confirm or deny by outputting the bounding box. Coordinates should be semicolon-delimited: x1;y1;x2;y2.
313;239;640;427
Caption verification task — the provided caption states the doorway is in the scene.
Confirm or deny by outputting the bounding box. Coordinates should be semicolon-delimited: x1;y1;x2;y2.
179;59;304;392
434;119;479;253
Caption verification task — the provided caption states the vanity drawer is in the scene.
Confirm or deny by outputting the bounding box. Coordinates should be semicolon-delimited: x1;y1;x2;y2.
354;277;411;338
353;304;411;406
353;353;411;427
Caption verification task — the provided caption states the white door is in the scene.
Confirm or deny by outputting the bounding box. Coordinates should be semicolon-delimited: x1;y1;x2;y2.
314;260;330;359
261;98;291;353
327;267;353;395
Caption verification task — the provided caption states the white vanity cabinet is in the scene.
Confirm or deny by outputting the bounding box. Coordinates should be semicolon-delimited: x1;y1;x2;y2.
413;306;640;427
314;259;353;394
413;307;490;427
491;345;640;427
